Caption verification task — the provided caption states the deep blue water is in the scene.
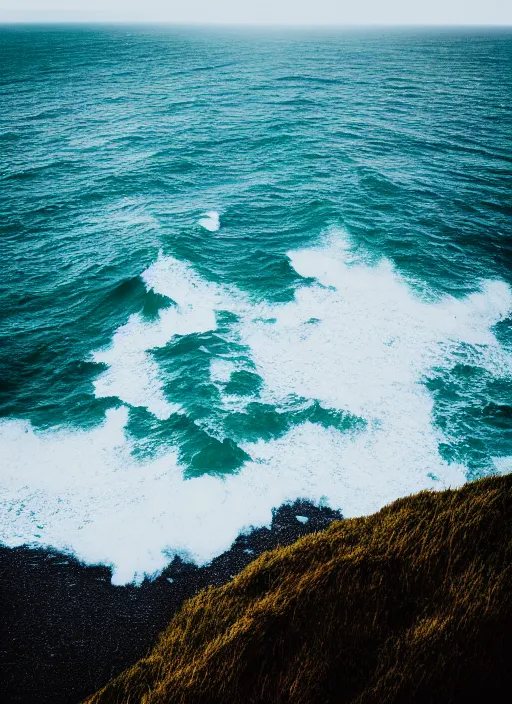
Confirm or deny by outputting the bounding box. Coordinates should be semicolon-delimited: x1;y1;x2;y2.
1;26;511;583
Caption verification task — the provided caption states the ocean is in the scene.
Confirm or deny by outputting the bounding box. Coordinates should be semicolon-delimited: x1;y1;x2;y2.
1;25;511;585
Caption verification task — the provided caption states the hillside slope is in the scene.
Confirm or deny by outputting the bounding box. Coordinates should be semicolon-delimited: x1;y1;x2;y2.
85;475;512;704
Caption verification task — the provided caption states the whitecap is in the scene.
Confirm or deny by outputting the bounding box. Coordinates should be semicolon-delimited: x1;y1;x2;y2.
198;211;220;232
1;230;511;584
92;253;236;418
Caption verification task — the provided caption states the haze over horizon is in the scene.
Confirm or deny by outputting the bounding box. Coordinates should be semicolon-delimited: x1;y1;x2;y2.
1;0;511;25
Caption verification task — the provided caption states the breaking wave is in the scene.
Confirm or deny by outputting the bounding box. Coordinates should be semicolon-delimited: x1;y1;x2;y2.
1;230;510;584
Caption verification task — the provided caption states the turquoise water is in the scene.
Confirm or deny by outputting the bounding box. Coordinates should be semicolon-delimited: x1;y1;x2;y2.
1;26;511;583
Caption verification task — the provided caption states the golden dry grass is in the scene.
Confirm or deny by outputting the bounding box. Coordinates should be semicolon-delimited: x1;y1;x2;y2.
85;475;511;704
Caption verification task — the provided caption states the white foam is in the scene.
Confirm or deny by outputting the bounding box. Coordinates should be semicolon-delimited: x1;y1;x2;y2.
493;456;512;475
0;415;466;586
198;211;220;232
1;231;511;584
239;233;512;422
92;254;234;418
210;358;235;384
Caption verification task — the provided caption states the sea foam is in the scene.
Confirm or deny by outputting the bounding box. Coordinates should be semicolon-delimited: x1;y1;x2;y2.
1;231;511;583
198;211;220;232
93;254;234;419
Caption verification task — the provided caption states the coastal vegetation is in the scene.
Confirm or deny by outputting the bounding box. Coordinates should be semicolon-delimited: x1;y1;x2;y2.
85;474;511;703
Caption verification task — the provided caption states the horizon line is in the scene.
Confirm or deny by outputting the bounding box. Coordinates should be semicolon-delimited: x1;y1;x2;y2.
0;20;511;27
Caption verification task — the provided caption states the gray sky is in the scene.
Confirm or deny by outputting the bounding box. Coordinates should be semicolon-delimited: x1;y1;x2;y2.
0;1;510;25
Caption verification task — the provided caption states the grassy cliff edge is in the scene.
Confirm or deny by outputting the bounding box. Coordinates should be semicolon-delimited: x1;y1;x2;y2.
85;475;511;704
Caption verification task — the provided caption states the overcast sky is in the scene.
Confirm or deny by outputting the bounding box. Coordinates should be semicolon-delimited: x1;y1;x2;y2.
0;1;511;25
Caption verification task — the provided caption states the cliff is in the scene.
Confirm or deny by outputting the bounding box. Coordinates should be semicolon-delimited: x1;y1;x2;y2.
85;474;512;704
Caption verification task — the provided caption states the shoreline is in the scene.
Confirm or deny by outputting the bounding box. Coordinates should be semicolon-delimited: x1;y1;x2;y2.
0;499;342;704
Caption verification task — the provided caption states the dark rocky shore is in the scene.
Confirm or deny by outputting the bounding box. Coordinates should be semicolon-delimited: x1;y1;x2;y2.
0;500;342;704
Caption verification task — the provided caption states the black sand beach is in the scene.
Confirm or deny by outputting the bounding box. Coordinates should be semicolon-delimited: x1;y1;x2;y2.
0;501;341;704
